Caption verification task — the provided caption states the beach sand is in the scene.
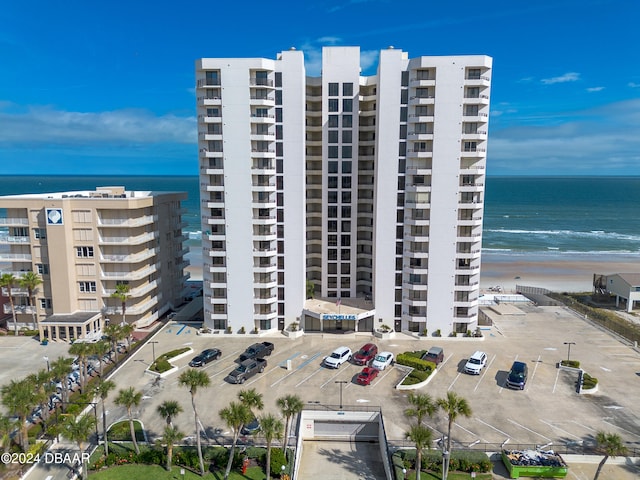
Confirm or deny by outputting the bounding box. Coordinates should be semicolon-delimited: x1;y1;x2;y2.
185;251;640;294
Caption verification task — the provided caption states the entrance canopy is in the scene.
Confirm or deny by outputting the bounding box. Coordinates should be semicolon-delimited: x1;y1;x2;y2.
302;298;375;333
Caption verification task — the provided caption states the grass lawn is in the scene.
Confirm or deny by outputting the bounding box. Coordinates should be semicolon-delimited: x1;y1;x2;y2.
90;464;268;480
107;420;146;442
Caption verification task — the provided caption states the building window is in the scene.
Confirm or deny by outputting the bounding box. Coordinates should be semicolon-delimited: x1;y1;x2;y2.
76;246;94;258
328;83;339;96
328;146;339;158
342;99;353;112
342;130;352;143
342;176;352;188
342;146;352;158
275;72;282;87
328;161;339;173
343;83;353;96
259;319;272;330
34;228;47;239
342;161;352;173
328;115;339;127
342;115;352;127
37;264;49;275
328;131;339;143
328;99;339;112
79;281;97;293
40;298;52;309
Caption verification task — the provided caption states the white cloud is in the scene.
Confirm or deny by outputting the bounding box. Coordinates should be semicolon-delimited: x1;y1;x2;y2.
488;99;640;174
629;82;640;88
541;72;580;85
586;86;605;92
301;41;379;76
0;103;195;146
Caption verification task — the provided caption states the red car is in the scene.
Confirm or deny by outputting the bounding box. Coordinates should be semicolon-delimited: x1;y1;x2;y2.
352;343;378;366
356;367;379;386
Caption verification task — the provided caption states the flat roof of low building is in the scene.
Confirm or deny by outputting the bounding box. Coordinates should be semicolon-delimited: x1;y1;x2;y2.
40;312;100;324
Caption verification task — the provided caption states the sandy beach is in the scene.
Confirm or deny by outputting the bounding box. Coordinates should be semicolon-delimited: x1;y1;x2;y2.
185;250;640;294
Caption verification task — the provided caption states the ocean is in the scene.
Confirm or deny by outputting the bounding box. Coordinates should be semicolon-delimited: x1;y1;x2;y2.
1;175;639;258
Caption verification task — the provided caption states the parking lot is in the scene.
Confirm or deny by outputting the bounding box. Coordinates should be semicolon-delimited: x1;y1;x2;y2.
98;304;640;453
2;303;639;456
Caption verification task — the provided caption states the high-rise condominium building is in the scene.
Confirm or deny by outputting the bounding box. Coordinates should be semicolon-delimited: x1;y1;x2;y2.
196;46;491;336
0;186;189;341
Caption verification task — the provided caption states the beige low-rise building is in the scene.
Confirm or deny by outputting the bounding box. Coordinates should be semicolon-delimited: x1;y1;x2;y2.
0;185;189;341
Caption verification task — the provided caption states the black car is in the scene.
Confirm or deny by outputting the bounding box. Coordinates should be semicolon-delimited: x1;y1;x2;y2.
241;417;261;435
506;361;528;390
189;348;222;367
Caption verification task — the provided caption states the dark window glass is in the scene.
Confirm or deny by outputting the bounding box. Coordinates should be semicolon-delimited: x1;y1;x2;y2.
342;130;352;143
342;161;352;173
342;114;352;127
328;191;338;204
342;99;353;112
401;71;409;87
275;72;282;87
342;146;352;158
400;106;407;122
328;161;339;173
328;99;339;112
328;176;338;188
341;205;351;217
275;90;282;105
343;83;353;96
328;206;338;217
328;82;339;96
275;108;283;122
328;115;339;127
328;146;339;158
328;130;339;143
401;89;408;104
341;191;351;203
342;176;351;188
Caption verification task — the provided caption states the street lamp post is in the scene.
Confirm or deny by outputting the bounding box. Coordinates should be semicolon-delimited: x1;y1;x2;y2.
149;341;159;363
64;401;99;443
43;356;50;372
563;342;576;362
335;381;347;409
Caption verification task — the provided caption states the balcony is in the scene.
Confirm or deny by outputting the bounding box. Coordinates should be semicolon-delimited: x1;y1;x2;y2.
100;263;160;281
100;248;158;264
249;77;274;87
0;235;30;244
0;218;29;226
1;287;29;296
196;96;222;106
254;261;277;273
4;304;36;314
197;78;221;88
97;215;157;228
99;232;158;245
103;279;160;298
0;253;32;261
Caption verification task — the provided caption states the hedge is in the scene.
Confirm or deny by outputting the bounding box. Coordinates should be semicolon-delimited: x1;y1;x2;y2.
150;347;191;372
560;359;580;368
399;449;492;473
396;353;435;372
582;372;598;389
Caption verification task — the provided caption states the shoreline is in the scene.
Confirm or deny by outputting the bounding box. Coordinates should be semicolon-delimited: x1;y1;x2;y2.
185;250;640;294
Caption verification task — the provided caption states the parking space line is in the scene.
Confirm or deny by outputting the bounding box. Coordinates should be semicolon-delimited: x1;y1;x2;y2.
508;418;551;441
571;420;596;432
539;419;581;440
294;367;324;387
369;367;395;389
476;418;511;439
455;423;485;442
269;351;324;388
278;352;301;367
602;419;639;437
320;368;353;389
448;372;461;391
529;355;542;385
474;354;496;392
552;369;561;393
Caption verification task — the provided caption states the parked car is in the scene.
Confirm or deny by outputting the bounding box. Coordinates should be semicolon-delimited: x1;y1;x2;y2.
352;343;378;366
356;367;379;386
506;361;528;390
189;348;222;367
464;351;488;375
239;342;274;361
421;346;444;366
241;417;261;435
371;351;394;370
324;346;352;369
227;358;267;384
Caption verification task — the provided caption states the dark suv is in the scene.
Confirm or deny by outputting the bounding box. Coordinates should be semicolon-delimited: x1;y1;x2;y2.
506;361;528;390
421;346;444;366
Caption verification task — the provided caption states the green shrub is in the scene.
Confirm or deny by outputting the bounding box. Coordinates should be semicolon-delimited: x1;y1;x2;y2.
396;353;434;372
401;449;491;474
269;448;287;476
173;448;200;469
582;372;598;389
401;370;431;385
561;359;581;368
150;357;172;373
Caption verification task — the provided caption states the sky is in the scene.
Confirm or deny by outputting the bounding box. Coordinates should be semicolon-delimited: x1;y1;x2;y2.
0;0;638;176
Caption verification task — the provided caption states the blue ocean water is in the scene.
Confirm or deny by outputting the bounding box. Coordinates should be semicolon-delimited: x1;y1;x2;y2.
1;175;639;256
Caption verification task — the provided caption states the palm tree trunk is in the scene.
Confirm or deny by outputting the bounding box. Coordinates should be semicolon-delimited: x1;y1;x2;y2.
30;291;37;330
224;431;240;480
594;455;608;480
266;439;272;480
416;449;421;480
443;419;453;480
102;400;109;456
283;416;291;450
9;296;18;336
167;443;173;471
128;408;139;454
20;415;29;452
192;395;205;475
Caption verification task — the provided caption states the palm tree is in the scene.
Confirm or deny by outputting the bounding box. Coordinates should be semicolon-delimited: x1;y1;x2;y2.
18;271;42;330
61;413;96;480
405;424;433;480
94;380;116;455
437;391;472;480
178;369;211;475
91;340;111;377
110;283;131;326
259;413;284;480
114;387;142;454
103;324;124;363
27;369;55;433
276;394;304;450
0;415;15;453
0;379;36;452
157;400;183;427
238;388;264;417
220;401;253;480
593;431;628;480
51;356;74;408
0;273;19;336
162;425;183;472
405;392;437;426
120;322;135;350
69;341;93;392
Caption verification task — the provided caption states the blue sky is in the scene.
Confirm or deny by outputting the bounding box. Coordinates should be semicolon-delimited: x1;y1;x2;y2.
0;0;638;176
